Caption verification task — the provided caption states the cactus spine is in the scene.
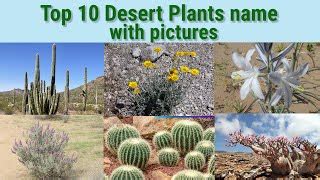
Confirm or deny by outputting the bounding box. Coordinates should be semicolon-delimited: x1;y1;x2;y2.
158;148;180;167
64;70;70;115
118;138;151;169
195;140;215;161
105;124;140;154
22;72;28;114
172;170;204;180
171;120;203;154
185;151;206;170
110;165;144;180
203;173;214;180
153;130;172;150
27;44;60;115
207;154;215;175
203;127;215;142
83;67;88;111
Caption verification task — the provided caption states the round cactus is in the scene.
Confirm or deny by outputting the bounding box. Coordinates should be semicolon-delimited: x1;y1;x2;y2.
172;170;204;180
105;124;140;154
110;165;144;180
203;173;214;180
171;120;203;154
158;147;180;167
118;138;151;169
203;127;215;142
195;140;215;160
153;130;173;150
185;151;206;170
207;154;215;175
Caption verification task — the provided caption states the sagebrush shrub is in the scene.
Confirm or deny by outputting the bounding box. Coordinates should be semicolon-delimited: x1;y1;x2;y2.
12;122;76;178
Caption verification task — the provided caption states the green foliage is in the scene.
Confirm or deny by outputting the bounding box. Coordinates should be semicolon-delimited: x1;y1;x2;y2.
118;138;151;169
12;122;76;178
171;120;203;154
153;130;172;150
110;165;145;180
158;147;180;167
203;173;214;180
195;140;215;160
105;124;140;155
172;170;204;180
207;154;215;175
184;151;206;170
203;127;215;142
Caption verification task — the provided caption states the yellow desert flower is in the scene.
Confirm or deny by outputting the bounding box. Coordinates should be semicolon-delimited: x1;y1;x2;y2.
128;81;138;89
167;74;179;82
189;51;197;57
190;68;200;76
133;88;141;95
154;47;162;53
180;65;190;73
170;68;179;75
143;60;155;68
175;51;185;57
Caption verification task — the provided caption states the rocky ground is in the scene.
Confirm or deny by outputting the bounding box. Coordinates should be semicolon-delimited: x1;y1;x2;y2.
216;152;320;179
104;43;214;116
104;116;214;179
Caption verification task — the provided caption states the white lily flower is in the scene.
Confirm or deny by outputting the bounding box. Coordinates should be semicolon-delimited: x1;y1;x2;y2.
231;49;265;100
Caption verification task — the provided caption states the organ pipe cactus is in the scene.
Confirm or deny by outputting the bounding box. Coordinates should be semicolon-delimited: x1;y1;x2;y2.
118;138;151;169
203;127;215;142
153;130;173;150
195;140;215;161
110;165;145;180
27;44;60;115
105;124;140;155
184;151;206;170
64;70;70;115
207;154;215;175
172;170;204;180
158;147;180;167
22;72;28;114
83;67;88;111
171;120;203;154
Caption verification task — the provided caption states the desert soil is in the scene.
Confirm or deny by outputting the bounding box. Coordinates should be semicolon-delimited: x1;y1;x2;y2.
0;115;104;180
214;43;320;113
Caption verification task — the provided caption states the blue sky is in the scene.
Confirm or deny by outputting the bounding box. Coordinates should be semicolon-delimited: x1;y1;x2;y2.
216;114;320;153
0;43;103;92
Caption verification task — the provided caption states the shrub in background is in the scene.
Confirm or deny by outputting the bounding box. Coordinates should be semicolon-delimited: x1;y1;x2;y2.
12;122;76;178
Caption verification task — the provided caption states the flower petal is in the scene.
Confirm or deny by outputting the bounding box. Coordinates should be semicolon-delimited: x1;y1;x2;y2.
282;82;293;108
231;70;252;80
291;63;309;77
269;72;283;85
232;52;246;70
255;44;268;66
251;77;265;99
240;78;253;100
245;49;255;67
270;88;283;106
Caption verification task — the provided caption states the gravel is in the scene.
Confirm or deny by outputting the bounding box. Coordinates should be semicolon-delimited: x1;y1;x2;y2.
104;43;214;116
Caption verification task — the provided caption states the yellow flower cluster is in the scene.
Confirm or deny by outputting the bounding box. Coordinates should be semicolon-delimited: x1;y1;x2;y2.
143;60;155;68
128;81;141;94
180;66;200;76
153;47;162;53
167;73;179;82
175;51;197;57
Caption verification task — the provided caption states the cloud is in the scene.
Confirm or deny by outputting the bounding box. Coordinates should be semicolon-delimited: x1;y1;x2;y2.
216;116;255;136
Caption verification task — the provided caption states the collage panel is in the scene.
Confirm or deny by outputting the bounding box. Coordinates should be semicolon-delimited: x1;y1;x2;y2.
104;43;214;117
214;43;320;113
0;43;105;179
215;114;320;179
104;116;215;179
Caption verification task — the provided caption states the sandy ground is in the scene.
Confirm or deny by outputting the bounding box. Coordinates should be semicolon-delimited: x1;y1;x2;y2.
214;43;320;113
0;115;104;180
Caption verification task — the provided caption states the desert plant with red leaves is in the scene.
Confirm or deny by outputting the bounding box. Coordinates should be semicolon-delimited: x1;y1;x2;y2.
228;131;320;176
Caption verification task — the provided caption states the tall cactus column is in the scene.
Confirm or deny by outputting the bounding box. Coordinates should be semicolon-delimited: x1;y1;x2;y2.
83;67;88;112
22;72;28;114
64;70;70;115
